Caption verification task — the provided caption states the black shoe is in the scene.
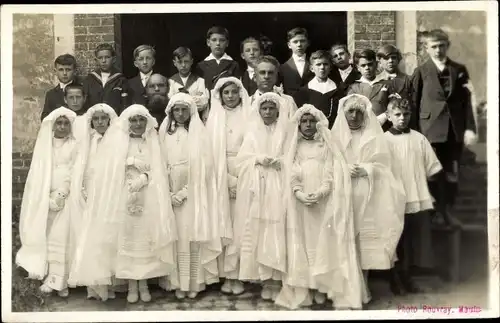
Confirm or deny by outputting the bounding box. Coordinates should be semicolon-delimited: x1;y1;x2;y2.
389;269;407;296
400;273;421;293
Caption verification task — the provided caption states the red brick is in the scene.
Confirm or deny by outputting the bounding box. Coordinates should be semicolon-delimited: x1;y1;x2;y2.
102;34;115;42
381;32;396;41
75;34;105;43
12;152;22;159
366;24;395;33
23;159;31;168
100;18;114;26
88;26;112;34
13;160;23;167
74;26;87;35
75;42;89;51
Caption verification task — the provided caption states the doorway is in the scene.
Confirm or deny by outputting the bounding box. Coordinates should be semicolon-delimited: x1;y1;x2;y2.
120;12;347;78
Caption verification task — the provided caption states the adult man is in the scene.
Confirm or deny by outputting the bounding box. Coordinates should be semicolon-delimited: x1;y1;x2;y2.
144;73;169;126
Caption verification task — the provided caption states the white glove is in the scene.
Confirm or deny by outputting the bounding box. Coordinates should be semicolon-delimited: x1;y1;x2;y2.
128;174;148;193
176;187;188;201
464;130;478;147
376;113;388;125
49;190;67;211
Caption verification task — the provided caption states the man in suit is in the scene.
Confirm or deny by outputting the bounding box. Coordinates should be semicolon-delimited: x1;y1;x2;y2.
329;44;361;92
41;54;80;121
144;73;169;126
411;29;477;227
129;45;156;106
279;27;315;98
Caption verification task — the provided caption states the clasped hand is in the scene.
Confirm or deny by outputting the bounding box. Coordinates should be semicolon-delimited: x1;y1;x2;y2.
349;164;368;178
256;156;281;170
295;190;321;206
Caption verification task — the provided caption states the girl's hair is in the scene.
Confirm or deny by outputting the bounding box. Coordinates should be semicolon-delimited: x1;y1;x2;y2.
387;94;411;112
166;105;190;135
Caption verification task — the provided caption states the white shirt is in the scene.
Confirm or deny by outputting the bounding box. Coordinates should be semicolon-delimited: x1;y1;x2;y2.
338;65;353;82
247;66;255;80
101;72;110;85
431;57;448;72
59;81;72;92
180;73;191;86
292;53;307;77
357;73;388;86
140;71;153;87
308;78;337;94
204;53;233;65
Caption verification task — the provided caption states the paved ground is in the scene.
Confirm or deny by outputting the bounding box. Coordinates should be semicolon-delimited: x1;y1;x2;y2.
39;230;489;312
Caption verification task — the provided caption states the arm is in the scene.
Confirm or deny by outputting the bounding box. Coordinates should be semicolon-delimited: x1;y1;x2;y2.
121;77;131;114
41;90;52;122
461;67;477;133
232;61;242;79
410;68;422;131
422;135;443;178
193;78;209;111
291;161;303;193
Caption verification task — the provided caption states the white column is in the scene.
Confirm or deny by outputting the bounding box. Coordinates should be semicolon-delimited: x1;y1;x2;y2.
346;11;356;56
53;14;75;58
395;11;418;75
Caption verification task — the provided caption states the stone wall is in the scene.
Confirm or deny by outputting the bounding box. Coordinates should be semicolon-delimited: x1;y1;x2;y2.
348;11;397;54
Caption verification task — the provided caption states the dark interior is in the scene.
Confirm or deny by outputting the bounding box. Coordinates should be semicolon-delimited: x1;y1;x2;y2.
120;12;347;78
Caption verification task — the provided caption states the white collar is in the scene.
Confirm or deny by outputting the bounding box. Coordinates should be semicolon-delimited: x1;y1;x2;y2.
339;65;353;75
205;53;233;63
180;73;191;81
292;53;306;62
101;71;110;76
59;80;73;91
357;73;388;86
431;57;448;71
140;70;153;80
308;77;337;94
247;66;254;73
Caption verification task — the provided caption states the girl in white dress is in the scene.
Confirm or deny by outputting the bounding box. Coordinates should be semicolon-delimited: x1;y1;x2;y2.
275;105;364;310
206;77;252;295
158;93;223;299
71;104;178;303
383;95;443;293
67;103;127;301
231;92;291;301
16;107;78;298
331;94;406;304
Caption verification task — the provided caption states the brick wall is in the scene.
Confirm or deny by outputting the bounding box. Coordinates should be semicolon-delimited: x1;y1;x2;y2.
352;11;396;51
12;153;32;217
73;14;122;77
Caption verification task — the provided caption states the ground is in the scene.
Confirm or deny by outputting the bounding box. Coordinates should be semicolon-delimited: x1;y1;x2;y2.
36;230;489;313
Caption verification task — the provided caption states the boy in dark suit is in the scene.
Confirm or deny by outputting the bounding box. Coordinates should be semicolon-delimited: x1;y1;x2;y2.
83;43;130;115
63;83;87;116
195;26;241;91
293;50;343;128
128;44;156;106
279;27;314;97
347;49;395;131
411;29;477;227
329;44;361;91
377;44;412;99
240;37;262;96
41;54;79;121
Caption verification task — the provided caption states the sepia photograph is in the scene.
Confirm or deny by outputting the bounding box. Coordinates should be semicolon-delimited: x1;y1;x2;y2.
1;1;498;321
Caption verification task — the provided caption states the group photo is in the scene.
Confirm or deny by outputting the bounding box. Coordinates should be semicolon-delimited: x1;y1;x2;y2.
2;3;495;319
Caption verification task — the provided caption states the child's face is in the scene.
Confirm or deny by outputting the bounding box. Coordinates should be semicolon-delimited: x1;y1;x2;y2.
331;48;350;69
241;41;261;67
379;54;400;74
173;56;193;76
310;58;331;80
53;116;72;139
55;64;75;84
172;104;191;125
255;62;278;92
96;49;115;72
91;111;111;135
134;49;155;74
357;58;377;80
221;83;241;109
425;38;449;61
64;88;86;112
129;115;148;136
287;34;309;57
207;33;228;58
259;101;279;125
388;107;411;130
299;113;318;138
344;106;365;128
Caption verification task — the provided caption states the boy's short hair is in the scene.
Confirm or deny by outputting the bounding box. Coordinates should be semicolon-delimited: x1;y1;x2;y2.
240;37;262;53
309;50;332;65
426;29;450;43
64;83;86;97
207;26;230;40
54;54;77;68
376;44;402;61
353;49;377;65
254;55;280;70
330;43;349;54
387;94;411;112
172;47;193;61
287;27;308;42
94;43;116;57
133;44;156;59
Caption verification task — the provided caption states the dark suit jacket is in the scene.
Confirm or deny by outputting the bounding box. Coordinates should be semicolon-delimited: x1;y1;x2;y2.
195;59;241;91
128;73;154;106
41;81;80;121
241;70;258;96
390;71;412;99
347;78;395;116
330;65;361;93
411;59;476;143
279;57;315;98
293;86;344;129
83;69;131;115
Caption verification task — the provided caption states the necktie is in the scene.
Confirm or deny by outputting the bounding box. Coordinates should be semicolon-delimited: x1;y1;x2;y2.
388;73;397;80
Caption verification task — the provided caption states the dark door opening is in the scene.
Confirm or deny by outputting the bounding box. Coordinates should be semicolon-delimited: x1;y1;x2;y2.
120;12;347;79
